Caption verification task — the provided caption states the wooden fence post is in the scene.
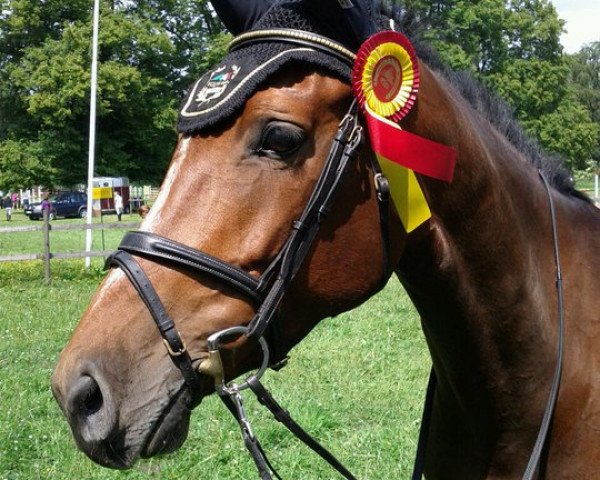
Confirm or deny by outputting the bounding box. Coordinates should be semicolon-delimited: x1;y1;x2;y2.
43;208;51;283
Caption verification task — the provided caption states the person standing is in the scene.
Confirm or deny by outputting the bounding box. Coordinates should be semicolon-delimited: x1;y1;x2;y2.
41;196;52;220
22;190;30;208
4;195;12;221
114;191;124;221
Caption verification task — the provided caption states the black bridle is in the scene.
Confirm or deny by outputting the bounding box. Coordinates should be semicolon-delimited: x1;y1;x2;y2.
105;29;564;480
107;92;365;376
106;30;379;479
107;104;369;480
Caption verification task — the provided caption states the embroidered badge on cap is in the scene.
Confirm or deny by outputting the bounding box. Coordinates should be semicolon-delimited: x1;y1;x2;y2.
194;65;241;104
180;57;255;120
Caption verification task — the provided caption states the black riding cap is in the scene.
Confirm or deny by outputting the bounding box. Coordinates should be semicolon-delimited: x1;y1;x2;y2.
177;0;379;134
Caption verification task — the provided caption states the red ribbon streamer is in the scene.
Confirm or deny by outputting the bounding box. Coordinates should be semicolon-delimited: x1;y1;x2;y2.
366;113;456;183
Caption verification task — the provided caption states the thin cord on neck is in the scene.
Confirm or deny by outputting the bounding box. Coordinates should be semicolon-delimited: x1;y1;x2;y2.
522;171;565;479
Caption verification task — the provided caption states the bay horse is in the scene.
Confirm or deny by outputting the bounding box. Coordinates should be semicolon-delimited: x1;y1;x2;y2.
51;12;600;480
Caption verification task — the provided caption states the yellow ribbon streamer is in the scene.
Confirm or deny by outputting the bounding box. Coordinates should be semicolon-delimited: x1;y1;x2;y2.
375;154;431;233
366;105;431;232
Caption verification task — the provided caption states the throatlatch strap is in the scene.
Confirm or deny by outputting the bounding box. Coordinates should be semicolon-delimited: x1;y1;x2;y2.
246;101;361;340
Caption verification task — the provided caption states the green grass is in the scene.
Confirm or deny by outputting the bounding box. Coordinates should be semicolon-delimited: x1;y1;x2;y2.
0;221;430;479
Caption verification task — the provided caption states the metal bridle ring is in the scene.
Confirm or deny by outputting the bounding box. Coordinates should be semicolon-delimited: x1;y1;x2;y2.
206;326;270;395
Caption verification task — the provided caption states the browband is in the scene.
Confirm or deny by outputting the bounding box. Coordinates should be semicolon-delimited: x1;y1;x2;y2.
116;231;262;303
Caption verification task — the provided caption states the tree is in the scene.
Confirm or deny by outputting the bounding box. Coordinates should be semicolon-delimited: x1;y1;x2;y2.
505;0;563;63
0;0;91;138
1;1;596;187
568;42;600;169
0;139;56;189
0;0;227;190
2;6;178;186
123;0;229;89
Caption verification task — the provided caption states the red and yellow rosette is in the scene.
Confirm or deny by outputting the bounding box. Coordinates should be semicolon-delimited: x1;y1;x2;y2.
352;31;456;233
353;31;420;123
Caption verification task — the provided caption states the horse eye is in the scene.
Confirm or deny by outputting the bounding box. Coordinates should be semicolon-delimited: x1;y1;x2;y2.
256;122;305;159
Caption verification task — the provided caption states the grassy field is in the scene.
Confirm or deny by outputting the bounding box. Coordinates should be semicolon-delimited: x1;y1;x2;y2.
0;214;430;480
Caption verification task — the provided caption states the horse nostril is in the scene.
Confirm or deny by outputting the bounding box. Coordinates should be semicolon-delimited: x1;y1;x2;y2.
63;371;118;448
82;377;103;416
68;375;104;420
56;367;120;462
67;375;105;424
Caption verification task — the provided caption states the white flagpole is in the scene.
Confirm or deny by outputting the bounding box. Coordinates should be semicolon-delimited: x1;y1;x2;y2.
85;0;100;268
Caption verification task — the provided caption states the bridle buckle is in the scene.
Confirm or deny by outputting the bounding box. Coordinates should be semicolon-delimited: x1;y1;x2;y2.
374;172;390;202
162;336;187;357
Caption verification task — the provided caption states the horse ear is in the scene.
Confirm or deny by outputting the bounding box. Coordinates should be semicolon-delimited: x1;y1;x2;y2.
333;0;380;42
210;0;277;34
210;1;381;39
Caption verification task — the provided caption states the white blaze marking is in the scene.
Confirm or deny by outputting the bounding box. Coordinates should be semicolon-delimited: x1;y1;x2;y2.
93;268;125;305
141;137;190;232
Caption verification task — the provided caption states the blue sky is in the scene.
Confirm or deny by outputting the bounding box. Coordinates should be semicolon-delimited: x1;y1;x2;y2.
553;0;599;53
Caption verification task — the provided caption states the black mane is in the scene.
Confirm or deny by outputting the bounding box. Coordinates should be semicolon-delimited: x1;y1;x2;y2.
391;14;588;201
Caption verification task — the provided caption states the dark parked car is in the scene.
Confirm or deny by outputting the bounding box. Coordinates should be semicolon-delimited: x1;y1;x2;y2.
25;191;87;220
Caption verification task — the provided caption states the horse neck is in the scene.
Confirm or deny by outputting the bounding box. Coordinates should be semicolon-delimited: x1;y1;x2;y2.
396;64;561;442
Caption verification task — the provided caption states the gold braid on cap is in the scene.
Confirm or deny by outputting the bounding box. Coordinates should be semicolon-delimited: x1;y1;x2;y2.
229;28;356;67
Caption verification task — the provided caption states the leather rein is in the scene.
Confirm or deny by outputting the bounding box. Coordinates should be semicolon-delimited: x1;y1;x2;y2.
105;30;564;480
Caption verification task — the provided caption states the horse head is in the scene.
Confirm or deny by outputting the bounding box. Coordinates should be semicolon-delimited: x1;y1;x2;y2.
51;4;404;468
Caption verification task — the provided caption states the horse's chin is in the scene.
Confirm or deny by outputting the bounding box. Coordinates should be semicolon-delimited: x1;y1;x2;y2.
140;388;195;459
81;387;198;470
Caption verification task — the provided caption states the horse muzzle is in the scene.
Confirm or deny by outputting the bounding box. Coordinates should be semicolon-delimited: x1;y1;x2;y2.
52;355;199;469
52;361;128;468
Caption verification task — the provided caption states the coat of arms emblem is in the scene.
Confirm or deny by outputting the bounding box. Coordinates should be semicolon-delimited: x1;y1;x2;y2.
195;65;241;104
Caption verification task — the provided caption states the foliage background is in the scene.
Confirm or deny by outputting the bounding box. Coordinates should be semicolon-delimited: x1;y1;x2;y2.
0;0;599;190
0;0;230;189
